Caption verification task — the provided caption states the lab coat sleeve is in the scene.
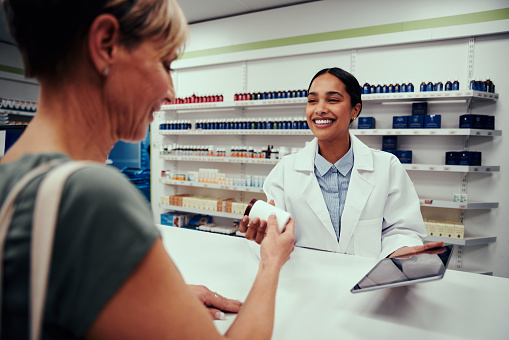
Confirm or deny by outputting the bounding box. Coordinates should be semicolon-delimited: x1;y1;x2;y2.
379;157;427;259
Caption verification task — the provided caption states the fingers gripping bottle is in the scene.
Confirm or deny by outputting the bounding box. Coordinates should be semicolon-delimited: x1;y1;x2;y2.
244;199;291;234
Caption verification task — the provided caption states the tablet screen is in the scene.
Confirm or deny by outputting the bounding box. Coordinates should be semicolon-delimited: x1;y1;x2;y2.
351;245;454;293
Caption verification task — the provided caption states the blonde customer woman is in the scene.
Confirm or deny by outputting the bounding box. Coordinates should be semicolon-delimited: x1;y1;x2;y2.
0;0;295;339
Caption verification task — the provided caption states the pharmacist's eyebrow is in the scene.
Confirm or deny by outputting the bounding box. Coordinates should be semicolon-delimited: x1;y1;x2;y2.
307;91;344;97
327;91;344;97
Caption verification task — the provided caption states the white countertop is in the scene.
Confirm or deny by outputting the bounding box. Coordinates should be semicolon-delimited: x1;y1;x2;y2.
158;225;509;340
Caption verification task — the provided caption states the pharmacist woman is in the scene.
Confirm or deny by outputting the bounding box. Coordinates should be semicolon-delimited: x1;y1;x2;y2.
240;67;442;259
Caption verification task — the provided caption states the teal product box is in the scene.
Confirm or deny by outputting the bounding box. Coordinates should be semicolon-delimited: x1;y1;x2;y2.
425;114;442;128
161;212;177;226
397;150;413;163
358;117;376;129
412;102;428;116
382;136;398;151
393;116;408;129
409;115;424;128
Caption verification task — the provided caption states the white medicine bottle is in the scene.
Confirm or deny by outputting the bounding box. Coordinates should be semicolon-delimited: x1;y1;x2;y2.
244;199;291;234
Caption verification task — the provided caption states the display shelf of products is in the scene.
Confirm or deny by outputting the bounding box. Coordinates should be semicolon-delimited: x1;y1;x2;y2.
419;199;499;209
159;128;502;137
353;128;502;137
402;164;499;173
160;129;313;136
160;204;244;219
161;155;499;172
362;90;499;102
161;155;279;165
159;91;498;113
424;235;497;246
0;109;36;117
160;178;265;193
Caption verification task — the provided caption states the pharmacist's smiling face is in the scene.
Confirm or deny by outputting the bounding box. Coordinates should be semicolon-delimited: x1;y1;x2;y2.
306;73;358;144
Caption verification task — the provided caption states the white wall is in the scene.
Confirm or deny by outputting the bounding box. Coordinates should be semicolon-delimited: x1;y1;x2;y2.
159;0;509;277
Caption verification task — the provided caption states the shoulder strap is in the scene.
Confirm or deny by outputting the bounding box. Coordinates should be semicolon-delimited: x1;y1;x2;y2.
0;159;96;340
30;161;96;340
0;159;62;333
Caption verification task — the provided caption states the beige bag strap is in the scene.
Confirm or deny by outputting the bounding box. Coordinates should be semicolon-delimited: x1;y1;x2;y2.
0;160;95;340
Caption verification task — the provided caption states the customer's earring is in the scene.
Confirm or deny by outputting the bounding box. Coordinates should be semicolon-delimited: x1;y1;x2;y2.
103;67;109;76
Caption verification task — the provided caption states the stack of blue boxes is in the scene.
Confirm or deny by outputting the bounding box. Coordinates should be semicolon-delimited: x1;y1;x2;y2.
393;103;442;130
382;136;412;164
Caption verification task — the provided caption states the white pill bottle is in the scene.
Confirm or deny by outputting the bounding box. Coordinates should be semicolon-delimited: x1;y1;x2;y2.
244;199;291;233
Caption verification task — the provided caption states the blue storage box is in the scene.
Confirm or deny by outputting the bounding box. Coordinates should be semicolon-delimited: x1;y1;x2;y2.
393;116;408;129
459;114;483;129
397;150;413;163
424;115;441;128
358;117;376;129
382;136;398;151
409;115;424;128
458;151;482;166
412;102;428;116
446;151;460;165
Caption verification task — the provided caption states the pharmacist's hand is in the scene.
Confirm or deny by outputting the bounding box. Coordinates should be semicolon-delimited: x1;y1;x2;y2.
260;214;295;268
187;284;243;320
389;241;445;259
239;199;276;244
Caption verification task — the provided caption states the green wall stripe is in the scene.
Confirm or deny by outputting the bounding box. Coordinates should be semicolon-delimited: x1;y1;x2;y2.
181;7;509;60
0;64;24;75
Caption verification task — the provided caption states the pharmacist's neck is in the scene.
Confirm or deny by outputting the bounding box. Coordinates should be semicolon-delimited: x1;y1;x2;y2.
318;136;351;164
22;83;114;162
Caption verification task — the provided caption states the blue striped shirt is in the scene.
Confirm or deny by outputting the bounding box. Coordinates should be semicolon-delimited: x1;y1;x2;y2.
314;145;354;241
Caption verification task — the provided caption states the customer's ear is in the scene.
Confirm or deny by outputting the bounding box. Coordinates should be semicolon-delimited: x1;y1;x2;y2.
88;14;120;77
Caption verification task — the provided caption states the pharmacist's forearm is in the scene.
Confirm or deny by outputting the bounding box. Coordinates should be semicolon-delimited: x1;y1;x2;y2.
224;262;281;340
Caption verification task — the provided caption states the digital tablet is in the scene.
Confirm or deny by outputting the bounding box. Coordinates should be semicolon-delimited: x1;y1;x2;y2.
350;244;454;293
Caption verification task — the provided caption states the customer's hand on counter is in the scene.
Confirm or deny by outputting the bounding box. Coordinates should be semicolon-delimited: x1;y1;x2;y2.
239;199;276;244
187;284;243;320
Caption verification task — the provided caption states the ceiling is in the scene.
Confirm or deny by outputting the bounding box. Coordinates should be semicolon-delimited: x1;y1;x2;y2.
0;0;319;45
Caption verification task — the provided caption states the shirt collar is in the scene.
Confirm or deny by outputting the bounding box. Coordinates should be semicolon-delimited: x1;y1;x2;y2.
314;143;354;177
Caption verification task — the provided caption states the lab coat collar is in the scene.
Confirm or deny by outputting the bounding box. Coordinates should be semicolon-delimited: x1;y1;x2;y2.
296;132;373;172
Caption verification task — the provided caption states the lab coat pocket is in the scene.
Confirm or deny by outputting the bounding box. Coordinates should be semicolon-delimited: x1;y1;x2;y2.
353;217;383;258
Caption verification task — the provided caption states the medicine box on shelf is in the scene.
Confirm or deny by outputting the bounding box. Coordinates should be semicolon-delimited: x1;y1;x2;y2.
397;150;412;163
382;136;397;151
393;116;408;129
412;102;428;116
424;114;441;128
409;115;424;128
358;117;375;129
459;114;495;130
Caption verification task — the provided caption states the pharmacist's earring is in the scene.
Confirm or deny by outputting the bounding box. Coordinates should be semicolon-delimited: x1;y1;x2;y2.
102;67;109;76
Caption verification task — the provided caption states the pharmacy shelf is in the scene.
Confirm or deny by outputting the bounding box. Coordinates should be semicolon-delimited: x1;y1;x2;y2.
159;91;498;112
160;129;313;136
160;178;264;193
160;204;243;219
362;90;499;102
160;128;501;137
402;164;499;173
424;235;497;246
419;199;498;209
160;155;499;172
161;155;279;165
161;97;307;111
352;128;502;137
0;109;35;117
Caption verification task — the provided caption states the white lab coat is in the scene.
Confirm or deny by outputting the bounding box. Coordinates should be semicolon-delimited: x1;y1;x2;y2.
264;132;426;259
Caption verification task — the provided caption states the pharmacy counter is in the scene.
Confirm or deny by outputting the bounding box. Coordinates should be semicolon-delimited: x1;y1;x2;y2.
158;226;509;340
